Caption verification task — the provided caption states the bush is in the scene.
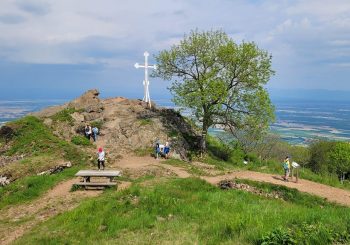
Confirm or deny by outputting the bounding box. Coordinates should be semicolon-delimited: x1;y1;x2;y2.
90;120;103;129
51;108;76;125
259;228;296;245
71;135;91;146
309;140;336;174
139;118;153;126
259;223;350;245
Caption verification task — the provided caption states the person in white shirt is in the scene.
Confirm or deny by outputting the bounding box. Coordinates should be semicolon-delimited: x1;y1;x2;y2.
97;147;105;170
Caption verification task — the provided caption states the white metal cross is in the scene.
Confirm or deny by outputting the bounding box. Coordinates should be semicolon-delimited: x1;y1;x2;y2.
134;51;157;108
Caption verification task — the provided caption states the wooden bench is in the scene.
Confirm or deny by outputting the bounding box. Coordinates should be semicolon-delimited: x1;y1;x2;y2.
74;170;121;189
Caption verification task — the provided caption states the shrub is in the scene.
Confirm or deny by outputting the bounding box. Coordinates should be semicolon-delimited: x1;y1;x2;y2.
71;135;91;146
259;223;350;245
308;140;336;174
328;142;350;176
168;129;179;138
51;108;76;125
259;228;296;245
138;118;153;126
90;120;104;129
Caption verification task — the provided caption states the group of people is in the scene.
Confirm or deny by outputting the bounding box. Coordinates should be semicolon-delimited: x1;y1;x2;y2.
155;141;171;159
85;124;99;142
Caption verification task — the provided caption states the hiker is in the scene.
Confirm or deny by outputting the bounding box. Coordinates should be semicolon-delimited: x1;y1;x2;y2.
164;141;170;159
282;156;290;181
155;141;160;159
92;126;99;142
97;147;105;170
85;124;92;140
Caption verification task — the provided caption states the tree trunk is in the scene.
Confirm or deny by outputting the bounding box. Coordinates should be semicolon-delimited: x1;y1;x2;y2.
200;117;209;156
200;130;207;156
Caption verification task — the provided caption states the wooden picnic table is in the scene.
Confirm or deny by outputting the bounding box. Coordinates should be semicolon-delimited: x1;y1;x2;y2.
74;170;121;188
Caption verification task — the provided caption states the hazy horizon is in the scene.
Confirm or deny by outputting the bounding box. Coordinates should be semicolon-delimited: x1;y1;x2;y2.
1;88;350;103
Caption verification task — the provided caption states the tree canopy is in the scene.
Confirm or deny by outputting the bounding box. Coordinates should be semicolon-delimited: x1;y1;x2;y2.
153;29;275;152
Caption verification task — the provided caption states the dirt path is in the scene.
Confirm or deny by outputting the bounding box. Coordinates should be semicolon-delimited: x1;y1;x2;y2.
202;171;350;207
111;156;350;206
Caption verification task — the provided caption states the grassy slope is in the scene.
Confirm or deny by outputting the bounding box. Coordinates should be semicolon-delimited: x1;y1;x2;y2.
15;178;350;245
0;116;89;209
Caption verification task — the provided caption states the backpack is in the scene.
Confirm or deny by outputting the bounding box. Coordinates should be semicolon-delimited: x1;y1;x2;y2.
92;127;99;134
283;162;289;170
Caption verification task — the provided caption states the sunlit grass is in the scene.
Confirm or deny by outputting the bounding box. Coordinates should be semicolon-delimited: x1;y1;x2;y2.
15;178;350;244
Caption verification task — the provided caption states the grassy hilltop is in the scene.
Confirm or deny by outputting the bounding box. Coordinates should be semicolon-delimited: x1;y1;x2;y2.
1;91;350;244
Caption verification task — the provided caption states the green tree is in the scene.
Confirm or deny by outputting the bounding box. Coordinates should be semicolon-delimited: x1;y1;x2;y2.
328;142;350;181
309;140;335;174
154;29;275;153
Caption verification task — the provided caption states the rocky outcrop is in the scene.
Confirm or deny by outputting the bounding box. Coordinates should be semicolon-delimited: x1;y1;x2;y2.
33;89;199;161
68;89;103;112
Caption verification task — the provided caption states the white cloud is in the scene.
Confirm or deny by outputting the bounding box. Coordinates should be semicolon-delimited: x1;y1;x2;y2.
0;0;350;89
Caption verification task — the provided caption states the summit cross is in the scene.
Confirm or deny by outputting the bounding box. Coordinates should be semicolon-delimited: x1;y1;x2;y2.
134;51;157;108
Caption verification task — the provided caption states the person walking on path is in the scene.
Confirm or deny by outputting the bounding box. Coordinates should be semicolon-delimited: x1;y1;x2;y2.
283;156;291;181
97;147;105;170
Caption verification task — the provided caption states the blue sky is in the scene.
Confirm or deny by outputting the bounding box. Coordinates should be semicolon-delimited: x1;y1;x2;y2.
0;0;350;100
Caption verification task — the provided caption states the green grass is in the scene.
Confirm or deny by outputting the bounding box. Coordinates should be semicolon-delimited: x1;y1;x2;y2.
4;116;88;164
164;158;213;176
0;116;90;209
14;178;350;244
168;129;179;138
0;166;80;209
133;147;154;157
71;135;92;146
50;107;76;125
233;179;336;208
0;155;66;181
139;118;153;126
90;120;104;129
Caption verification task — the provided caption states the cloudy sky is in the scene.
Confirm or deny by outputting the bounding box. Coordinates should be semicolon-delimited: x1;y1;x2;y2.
0;0;349;99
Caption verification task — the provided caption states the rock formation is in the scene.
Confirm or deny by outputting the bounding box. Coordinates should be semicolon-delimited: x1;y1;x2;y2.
32;89;199;162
